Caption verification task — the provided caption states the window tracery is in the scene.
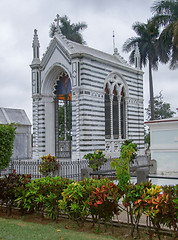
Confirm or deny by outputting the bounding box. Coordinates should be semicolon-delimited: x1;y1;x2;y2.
104;76;127;140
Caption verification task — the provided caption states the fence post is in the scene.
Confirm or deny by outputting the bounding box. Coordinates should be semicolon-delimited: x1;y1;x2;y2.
136;168;148;183
81;168;93;180
149;159;157;174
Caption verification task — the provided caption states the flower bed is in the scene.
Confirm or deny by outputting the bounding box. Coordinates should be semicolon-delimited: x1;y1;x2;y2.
0;173;177;239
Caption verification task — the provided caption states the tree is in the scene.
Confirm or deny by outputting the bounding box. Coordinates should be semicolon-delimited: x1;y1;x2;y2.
49;15;87;44
151;0;178;69
0;124;16;171
123;20;160;120
146;90;175;120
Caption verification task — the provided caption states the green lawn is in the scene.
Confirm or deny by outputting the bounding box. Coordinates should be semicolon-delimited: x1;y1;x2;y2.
0;217;120;240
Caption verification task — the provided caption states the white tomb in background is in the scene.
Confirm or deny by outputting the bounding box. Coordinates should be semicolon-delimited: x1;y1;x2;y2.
146;117;178;176
0;107;32;160
31;18;145;161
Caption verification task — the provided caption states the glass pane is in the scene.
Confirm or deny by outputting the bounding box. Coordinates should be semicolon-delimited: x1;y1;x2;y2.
113;95;119;138
105;94;111;138
121;97;126;139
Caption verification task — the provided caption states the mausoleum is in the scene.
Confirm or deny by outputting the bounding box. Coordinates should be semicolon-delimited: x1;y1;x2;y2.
146;117;178;175
31;17;144;160
0;107;32;160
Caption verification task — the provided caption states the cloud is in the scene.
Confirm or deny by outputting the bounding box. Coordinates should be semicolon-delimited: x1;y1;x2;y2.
0;0;177;124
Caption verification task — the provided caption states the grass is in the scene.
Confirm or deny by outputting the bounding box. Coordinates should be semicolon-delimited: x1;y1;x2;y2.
0;209;174;240
0;217;121;240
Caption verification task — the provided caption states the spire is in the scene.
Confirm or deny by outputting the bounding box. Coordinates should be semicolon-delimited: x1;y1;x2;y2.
113;31;119;56
113;31;116;52
32;29;40;65
134;42;141;70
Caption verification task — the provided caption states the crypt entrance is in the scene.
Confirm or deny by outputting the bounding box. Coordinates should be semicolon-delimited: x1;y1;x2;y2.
54;73;72;158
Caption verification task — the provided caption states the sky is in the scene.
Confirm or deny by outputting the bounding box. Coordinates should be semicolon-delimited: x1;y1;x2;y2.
0;0;177;123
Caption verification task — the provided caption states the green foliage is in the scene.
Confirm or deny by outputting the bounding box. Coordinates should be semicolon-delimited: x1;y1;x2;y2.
59;181;90;224
146;91;175;120
151;0;178;69
123;19;160;120
123;182;178;237
39;154;60;177
59;178;122;227
144;129;150;145
111;140;137;191
16;176;73;220
87;180;122;225
0;123;16;170
0;173;31;215
49;15;87;44
58;102;72;141
83;150;107;171
0;173;177;237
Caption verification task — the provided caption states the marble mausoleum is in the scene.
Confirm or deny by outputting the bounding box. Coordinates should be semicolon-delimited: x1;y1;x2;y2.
31;17;144;160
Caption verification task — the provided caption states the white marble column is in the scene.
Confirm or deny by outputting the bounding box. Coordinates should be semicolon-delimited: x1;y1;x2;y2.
125;97;128;139
118;96;121;139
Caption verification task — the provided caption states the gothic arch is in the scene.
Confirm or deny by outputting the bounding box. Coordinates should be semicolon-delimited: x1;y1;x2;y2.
41;63;72;158
104;72;129;97
104;72;129;140
41;63;72;96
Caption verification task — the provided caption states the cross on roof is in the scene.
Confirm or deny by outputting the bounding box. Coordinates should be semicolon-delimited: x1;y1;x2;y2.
54;14;60;28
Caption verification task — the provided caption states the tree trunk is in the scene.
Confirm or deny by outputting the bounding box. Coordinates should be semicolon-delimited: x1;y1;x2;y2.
149;61;154;120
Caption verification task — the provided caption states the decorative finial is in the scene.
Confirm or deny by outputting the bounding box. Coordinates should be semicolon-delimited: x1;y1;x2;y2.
135;42;140;55
32;29;40;48
134;42;141;70
32;29;40;64
113;31;116;52
114;48;118;54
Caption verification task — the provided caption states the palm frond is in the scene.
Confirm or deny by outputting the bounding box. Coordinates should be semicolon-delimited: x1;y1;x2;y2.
173;20;178;47
170;45;178;69
151;0;177;16
122;37;139;53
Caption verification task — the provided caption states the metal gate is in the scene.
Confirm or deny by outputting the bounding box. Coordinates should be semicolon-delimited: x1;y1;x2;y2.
54;73;72;158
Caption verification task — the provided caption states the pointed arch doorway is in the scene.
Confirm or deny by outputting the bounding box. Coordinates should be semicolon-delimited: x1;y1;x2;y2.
54;73;72;158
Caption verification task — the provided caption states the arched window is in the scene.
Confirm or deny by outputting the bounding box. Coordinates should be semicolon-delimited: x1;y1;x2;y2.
113;86;119;139
120;87;126;139
104;77;127;140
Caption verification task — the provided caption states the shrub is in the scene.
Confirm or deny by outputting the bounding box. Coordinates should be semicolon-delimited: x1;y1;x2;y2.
111;140;137;191
83;150;107;171
0;124;16;170
122;181;153;237
39;154;60;177
0;173;31;215
59;181;90;225
125;183;178;238
16;176;73;220
87;180;121;226
59;178;122;228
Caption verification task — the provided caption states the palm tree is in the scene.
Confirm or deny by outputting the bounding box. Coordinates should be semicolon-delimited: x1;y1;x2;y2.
151;0;178;69
49;15;87;44
123;20;159;120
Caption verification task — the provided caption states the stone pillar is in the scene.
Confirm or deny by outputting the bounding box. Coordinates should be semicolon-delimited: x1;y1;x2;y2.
76;89;80;160
125;97;128;139
81;168;93;180
32;98;39;159
136;168;149;183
